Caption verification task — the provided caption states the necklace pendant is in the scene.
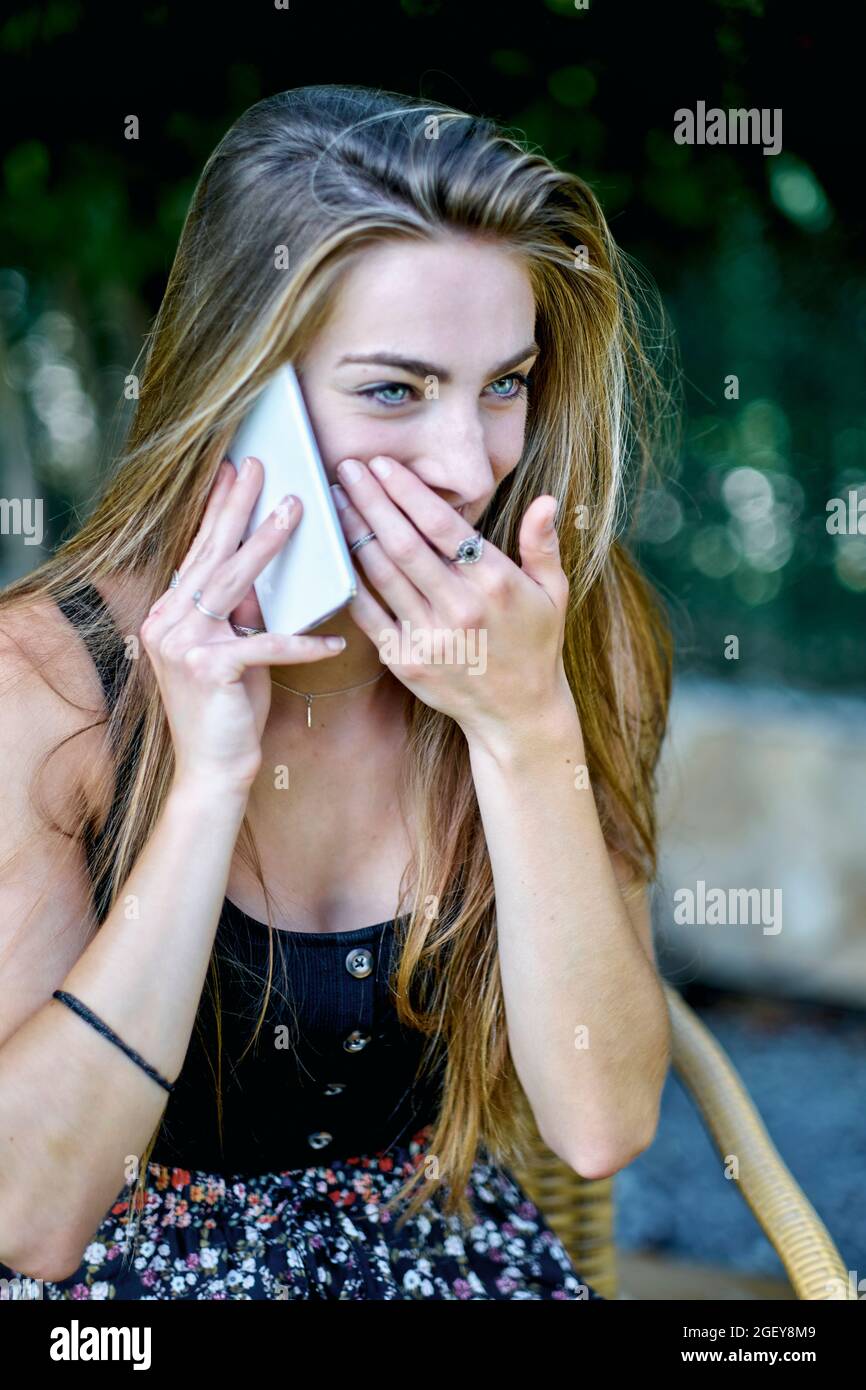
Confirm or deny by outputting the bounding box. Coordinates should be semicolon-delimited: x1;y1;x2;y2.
305;695;313;729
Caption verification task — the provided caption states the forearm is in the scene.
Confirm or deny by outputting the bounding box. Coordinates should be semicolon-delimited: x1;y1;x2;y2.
465;702;670;1176
0;775;249;1279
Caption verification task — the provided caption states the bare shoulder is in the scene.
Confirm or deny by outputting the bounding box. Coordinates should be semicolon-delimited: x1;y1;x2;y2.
0;590;104;693
0;567;154;834
0;590;118;828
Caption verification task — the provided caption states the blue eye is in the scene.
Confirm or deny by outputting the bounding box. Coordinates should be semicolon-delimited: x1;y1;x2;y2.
489;372;531;399
362;383;413;407
358;372;532;409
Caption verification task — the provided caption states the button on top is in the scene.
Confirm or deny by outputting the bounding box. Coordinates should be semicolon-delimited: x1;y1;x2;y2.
343;1030;372;1053
345;946;374;979
323;1081;346;1096
307;1131;333;1150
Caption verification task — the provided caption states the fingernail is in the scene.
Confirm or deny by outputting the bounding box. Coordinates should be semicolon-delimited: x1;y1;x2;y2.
337;458;362;483
325;636;346;651
369;456;392;479
331;482;350;510
241;455;255;477
273;494;296;526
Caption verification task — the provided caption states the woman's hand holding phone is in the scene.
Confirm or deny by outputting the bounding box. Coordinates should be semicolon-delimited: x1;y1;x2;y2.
140;456;346;794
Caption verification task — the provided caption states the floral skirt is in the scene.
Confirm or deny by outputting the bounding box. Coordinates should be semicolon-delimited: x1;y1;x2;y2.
1;1125;604;1301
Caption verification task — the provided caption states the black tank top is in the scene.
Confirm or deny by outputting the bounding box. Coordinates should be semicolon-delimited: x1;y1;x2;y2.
56;583;444;1175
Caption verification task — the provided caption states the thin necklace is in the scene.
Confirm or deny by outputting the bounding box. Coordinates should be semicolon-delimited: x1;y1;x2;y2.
270;668;388;728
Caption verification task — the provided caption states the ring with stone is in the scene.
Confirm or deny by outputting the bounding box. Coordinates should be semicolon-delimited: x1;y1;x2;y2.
450;533;484;565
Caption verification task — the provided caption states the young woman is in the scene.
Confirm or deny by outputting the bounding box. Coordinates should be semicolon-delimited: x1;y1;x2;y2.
0;84;674;1300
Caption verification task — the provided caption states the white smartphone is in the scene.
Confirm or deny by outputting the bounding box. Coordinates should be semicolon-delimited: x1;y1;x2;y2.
225;363;357;635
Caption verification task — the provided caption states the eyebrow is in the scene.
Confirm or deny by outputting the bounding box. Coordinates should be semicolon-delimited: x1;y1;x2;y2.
335;342;540;384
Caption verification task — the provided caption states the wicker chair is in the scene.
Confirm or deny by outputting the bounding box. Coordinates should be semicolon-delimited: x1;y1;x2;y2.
511;984;855;1300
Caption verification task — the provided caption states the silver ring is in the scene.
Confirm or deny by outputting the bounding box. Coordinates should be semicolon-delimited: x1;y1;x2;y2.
450;533;484;564
169;569;180;589
192;590;230;622
350;531;377;555
231;623;265;637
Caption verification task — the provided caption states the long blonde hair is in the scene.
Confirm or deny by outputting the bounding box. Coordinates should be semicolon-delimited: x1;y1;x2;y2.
0;85;676;1247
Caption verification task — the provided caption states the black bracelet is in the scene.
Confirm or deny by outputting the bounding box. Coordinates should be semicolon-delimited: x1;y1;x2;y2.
52;990;175;1094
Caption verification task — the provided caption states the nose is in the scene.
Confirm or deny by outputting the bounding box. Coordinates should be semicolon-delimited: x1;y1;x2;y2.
409;404;496;511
